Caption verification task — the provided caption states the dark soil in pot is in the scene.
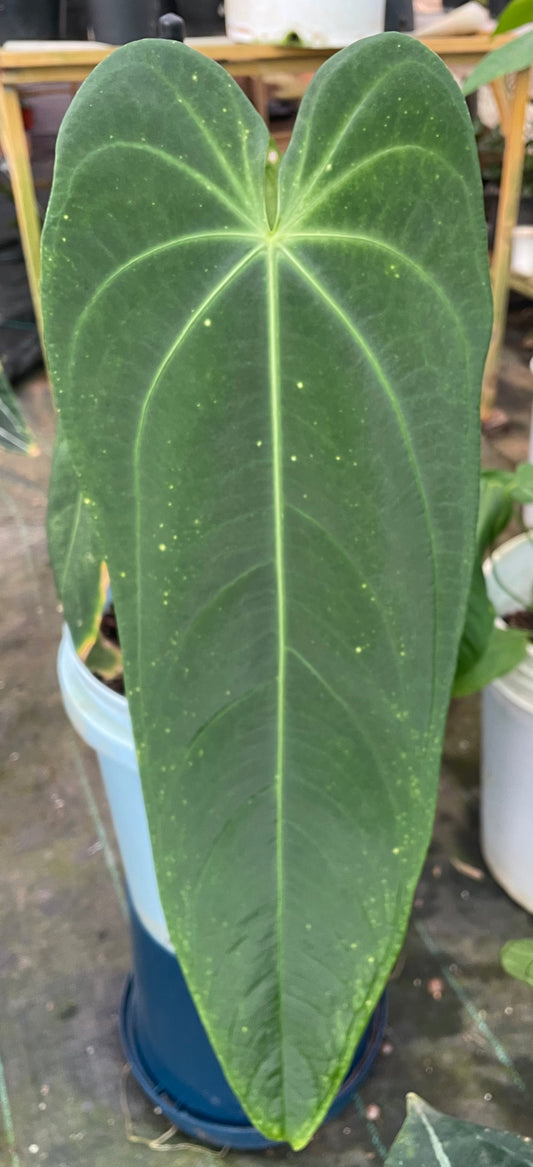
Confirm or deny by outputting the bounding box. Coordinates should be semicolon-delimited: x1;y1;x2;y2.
504;610;533;640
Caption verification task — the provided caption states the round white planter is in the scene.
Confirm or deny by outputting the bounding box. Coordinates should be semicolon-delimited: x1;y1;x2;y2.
57;624;172;949
481;534;533;912
224;0;385;47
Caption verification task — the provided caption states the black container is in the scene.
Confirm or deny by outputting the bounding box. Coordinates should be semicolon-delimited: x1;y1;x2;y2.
444;0;508;10
88;0;162;43
120;899;388;1151
385;0;414;32
175;0;224;37
0;0;60;40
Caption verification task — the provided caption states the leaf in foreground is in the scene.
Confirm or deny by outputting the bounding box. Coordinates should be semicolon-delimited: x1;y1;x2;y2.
385;1094;533;1167
42;36;491;1146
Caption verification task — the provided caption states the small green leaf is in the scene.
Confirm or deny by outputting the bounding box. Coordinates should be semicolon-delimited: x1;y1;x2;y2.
454;465;533;694
462;31;533;96
510;462;533;505
0;361;37;455
453;623;528;696
85;629;122;680
385;1094;533;1166
501;939;533;986
495;0;532;34
47;424;107;657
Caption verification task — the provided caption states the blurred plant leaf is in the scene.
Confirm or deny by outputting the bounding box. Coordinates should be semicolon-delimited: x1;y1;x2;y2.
453;465;533;694
495;0;532;34
501;938;533;986
453;623;528;696
462;31;533;96
0;361;38;455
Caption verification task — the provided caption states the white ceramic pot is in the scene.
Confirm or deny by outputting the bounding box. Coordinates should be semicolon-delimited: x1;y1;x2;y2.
57;624;172;948
224;0;386;47
481;534;533;912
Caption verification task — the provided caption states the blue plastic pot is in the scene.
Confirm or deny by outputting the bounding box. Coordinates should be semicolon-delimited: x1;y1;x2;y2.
121;898;387;1150
58;624;387;1150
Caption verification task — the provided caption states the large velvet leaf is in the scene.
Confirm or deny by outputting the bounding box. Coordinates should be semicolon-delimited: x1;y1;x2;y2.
385;1095;533;1166
42;35;491;1147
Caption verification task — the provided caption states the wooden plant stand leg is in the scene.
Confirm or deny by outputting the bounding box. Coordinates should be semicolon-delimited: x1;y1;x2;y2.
0;82;44;345
481;67;530;424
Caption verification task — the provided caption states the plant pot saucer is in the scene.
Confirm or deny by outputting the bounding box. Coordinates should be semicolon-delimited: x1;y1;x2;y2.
120;975;387;1151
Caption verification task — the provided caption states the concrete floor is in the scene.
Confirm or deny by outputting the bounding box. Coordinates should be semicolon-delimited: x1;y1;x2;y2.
1;326;532;1166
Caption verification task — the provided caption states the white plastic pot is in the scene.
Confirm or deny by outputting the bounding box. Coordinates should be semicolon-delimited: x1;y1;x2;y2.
481;534;533;912
224;0;386;47
57;624;172;949
511;226;533;280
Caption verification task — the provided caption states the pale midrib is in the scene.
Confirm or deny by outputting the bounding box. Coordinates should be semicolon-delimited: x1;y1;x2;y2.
286;232;469;351
0;425;28;453
266;243;288;1126
68;231;256;355
63;140;256;229
281;245;439;729
151;62;264;223
284;144;471;234
413;1101;453;1167
288;57;410;198
132;245;263;740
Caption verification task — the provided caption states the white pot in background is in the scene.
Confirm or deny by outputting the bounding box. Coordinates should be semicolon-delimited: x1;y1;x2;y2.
511;226;533;280
481;534;533;912
224;0;386;46
57;624;172;949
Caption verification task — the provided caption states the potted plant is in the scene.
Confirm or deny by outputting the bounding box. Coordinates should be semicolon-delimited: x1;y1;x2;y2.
41;32;492;1150
452;465;533;911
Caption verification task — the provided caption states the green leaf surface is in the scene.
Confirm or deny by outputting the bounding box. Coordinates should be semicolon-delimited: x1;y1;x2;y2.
510;461;533;504
385;1094;533;1166
453;465;533;693
42;35;491;1147
47;424;107;656
462;30;533;95
452;623;528;696
495;0;532;35
85;630;122;681
0;361;37;455
501;939;533;986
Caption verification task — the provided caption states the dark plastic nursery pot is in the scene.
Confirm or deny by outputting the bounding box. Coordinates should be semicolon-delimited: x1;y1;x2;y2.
58;625;387;1150
122;900;387;1150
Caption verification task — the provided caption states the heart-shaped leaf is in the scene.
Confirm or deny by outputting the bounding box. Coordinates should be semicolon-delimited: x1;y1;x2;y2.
42;36;491;1147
